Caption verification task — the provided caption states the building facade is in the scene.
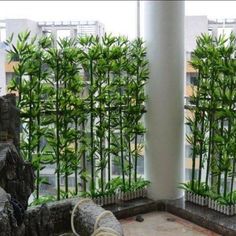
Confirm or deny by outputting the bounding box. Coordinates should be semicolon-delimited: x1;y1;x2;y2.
0;19;105;96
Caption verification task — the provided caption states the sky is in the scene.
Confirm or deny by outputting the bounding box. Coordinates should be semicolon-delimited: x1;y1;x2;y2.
1;1;236;39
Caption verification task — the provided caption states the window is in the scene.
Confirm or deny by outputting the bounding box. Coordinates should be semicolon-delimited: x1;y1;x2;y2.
40;175;56;193
208;28;213;36
185;168;191;181
112;157;121;176
185;169;199;182
217;27;233;46
137;155;144;175
217;27;232;37
186;52;193;61
46;21;53;26
43;29;52;37
190;76;197;86
185;124;191;135
40;136;47;149
0;28;6;42
186;74;197;86
185;97;191;105
60;176;75;187
185;145;193;159
6;73;14;86
112;155;144;176
57;29;71;40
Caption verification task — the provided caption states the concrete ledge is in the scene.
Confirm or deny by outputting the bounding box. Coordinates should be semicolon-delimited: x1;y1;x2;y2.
166;198;236;236
105;198;159;219
105;197;236;236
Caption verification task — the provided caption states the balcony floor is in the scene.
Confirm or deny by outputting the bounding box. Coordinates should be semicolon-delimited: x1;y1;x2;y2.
120;211;219;236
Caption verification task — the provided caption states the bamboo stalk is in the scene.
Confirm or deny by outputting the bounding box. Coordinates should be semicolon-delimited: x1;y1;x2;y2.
82;120;87;192
205;75;216;189
36;58;42;199
198;109;205;190
74;118;78;195
119;84;125;187
191;74;201;190
55;58;61;200
107;71;111;188
28;75;33;163
217;75;228;195
64;80;68;198
128;136;131;188
90;58;95;194
228;74;234;201
99;78;104;193
134;66;139;182
217;118;224;194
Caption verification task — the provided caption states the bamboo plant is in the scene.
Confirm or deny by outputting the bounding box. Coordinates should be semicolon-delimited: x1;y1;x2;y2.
7;32;149;204
183;33;236;210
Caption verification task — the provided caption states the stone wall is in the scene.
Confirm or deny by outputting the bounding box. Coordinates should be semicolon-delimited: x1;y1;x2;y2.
0;94;35;210
0;143;35;210
0;94;35;235
0;193;123;236
0;94;20;151
0;188;12;236
25;198;123;236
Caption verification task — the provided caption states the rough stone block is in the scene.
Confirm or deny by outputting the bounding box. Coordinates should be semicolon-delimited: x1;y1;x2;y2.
0;94;20;150
0;143;35;210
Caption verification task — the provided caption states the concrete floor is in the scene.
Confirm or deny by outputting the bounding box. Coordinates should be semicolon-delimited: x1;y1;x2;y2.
120;211;220;236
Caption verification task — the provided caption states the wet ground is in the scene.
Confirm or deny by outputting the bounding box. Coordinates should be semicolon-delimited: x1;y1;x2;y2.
120;211;220;236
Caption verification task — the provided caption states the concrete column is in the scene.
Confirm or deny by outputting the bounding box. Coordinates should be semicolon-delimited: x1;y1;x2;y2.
144;1;185;200
0;48;6;96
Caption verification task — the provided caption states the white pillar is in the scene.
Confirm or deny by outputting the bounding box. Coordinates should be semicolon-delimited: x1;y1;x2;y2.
0;48;6;96
144;1;185;200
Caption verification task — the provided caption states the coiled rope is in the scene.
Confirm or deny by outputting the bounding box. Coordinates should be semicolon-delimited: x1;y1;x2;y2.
71;198;121;236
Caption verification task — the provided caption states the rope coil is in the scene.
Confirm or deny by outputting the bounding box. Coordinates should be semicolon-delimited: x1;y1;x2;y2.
71;198;121;236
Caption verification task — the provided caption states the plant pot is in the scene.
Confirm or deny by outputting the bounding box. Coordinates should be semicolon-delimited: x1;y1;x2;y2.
142;188;148;198
208;199;236;216
119;188;147;201
93;193;118;206
93;196;100;205
93;188;148;205
106;195;111;205
185;191;208;206
119;191;128;201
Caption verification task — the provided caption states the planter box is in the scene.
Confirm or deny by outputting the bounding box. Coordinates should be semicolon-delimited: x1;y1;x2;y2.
185;191;208;206
120;188;148;201
93;193;118;206
208;199;236;216
92;188;148;205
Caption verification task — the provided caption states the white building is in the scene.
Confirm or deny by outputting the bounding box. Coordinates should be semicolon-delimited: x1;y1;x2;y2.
0;19;105;96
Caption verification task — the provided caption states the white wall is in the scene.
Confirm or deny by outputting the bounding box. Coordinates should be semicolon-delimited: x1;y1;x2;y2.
0;46;6;96
5;19;41;45
185;16;208;52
